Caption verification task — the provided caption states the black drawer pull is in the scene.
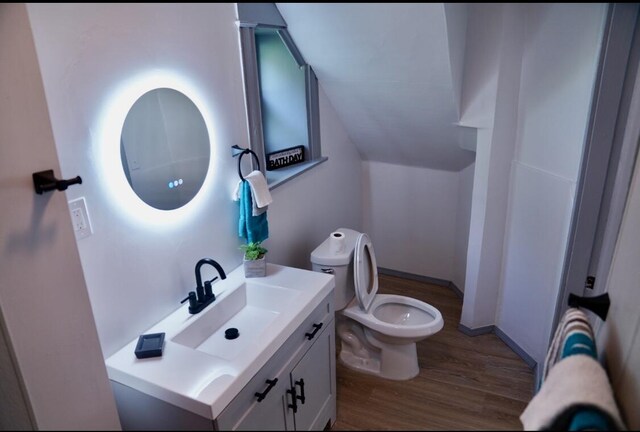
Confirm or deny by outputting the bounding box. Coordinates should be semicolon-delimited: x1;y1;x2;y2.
305;323;323;340
287;386;298;413
295;379;306;404
255;378;278;402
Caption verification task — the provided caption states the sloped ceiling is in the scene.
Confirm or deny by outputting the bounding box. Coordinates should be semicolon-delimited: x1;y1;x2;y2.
276;3;475;171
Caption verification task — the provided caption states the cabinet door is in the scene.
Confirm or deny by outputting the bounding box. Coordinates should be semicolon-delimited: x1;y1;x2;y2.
290;320;335;431
231;374;291;431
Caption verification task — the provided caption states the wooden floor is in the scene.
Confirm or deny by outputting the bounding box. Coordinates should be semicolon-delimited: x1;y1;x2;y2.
331;274;534;431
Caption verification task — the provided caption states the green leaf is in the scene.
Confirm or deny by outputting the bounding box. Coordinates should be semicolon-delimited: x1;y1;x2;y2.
239;241;268;260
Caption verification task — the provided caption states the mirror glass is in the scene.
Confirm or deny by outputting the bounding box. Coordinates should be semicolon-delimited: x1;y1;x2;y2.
120;88;210;210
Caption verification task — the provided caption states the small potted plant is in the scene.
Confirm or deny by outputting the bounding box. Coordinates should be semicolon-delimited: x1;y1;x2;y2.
240;241;268;278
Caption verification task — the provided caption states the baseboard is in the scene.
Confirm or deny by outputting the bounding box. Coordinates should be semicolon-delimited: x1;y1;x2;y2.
377;267;449;287
458;323;537;372
448;282;464;299
457;323;494;336
534;363;543;394
377;268;464;300
493;326;537;370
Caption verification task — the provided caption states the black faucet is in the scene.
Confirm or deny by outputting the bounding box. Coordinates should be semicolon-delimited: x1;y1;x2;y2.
181;258;226;314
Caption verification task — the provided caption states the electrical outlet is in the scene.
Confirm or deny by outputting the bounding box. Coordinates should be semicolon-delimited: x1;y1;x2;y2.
68;197;93;240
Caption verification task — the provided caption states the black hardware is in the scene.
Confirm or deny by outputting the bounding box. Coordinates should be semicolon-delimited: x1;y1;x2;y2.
287;386;298;414
305;323;323;340
231;145;260;181
33;169;82;194
182;259;226;314
295;379;305;405
184;293;214;315
585;276;595;289
180;291;198;311
195;284;206;307
204;277;218;298
255;378;278;402
568;292;611;321
225;328;239;340
320;268;334;274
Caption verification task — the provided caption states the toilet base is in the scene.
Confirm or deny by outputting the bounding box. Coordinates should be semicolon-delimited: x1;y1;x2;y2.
339;349;381;377
338;326;421;381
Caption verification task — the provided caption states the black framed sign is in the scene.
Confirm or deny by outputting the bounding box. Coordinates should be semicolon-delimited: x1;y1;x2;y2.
266;145;305;170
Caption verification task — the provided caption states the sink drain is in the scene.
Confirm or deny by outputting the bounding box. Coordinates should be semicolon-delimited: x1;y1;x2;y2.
225;327;239;340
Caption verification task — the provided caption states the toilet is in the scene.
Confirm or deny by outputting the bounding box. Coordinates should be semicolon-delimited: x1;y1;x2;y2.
311;228;444;380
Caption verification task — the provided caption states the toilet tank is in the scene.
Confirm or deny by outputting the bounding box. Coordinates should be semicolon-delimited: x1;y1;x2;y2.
310;228;360;310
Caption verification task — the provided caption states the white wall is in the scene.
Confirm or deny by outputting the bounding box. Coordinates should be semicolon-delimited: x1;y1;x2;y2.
266;90;363;270
460;3;522;329
496;4;607;365
0;4;120;428
444;3;468;119
458;3;502;129
600;139;640;429
27;3;361;358
277;3;475;171
452;162;474;292
362;161;459;282
460;4;606;368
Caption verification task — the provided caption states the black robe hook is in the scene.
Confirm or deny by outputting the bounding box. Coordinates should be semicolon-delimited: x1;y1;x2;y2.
33;169;82;194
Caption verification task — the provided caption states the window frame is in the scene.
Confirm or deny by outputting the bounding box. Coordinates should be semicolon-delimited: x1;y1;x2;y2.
237;4;326;189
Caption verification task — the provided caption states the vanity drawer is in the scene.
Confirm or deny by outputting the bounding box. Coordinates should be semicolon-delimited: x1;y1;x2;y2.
215;291;334;431
288;291;334;358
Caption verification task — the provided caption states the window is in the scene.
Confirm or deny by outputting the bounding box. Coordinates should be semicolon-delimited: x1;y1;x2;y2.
237;3;325;188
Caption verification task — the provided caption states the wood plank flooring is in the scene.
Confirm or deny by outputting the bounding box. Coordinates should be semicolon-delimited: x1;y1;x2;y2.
330;274;534;431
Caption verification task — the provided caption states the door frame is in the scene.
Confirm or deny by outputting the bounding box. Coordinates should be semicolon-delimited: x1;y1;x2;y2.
553;4;640;347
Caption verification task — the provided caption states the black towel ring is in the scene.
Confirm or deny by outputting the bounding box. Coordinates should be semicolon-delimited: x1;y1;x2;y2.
232;145;260;181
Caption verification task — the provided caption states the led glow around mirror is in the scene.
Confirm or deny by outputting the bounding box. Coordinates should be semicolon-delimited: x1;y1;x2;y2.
96;70;218;229
121;88;210;210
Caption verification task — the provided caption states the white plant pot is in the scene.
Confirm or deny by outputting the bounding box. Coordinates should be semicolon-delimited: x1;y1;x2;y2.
243;255;266;278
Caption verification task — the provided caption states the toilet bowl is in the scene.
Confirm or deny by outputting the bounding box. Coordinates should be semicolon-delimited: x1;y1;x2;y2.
311;229;444;381
342;294;443;344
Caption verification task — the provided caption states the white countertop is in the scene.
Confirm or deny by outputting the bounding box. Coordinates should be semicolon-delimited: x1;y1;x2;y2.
105;263;335;420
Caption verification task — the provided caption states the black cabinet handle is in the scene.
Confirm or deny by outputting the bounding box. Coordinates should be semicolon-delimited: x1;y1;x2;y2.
305;323;323;340
287;386;298;413
255;378;278;402
295;379;305;404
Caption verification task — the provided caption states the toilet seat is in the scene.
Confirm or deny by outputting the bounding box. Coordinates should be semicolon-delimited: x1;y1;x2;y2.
342;294;443;339
347;232;444;340
354;233;378;313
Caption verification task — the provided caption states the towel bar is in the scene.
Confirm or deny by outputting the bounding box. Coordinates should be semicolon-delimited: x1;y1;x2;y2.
231;145;260;181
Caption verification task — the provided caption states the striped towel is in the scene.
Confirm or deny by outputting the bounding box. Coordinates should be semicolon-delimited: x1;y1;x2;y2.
542;307;595;382
521;307;625;430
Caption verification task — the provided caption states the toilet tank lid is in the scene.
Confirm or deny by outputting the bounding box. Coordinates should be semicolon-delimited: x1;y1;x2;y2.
310;228;360;266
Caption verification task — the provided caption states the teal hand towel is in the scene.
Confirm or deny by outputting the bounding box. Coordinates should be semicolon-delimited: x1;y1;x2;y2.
238;180;268;243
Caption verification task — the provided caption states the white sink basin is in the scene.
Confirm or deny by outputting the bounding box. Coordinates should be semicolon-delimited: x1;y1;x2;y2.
172;281;300;360
105;263;334;421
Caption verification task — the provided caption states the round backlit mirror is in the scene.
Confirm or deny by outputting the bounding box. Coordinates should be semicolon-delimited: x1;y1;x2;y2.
120;88;210;210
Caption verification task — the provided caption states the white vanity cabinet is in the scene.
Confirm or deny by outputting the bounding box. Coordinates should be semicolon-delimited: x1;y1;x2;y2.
215;292;336;431
107;264;336;431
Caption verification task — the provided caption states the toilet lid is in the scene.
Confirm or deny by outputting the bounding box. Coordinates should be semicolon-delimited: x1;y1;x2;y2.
354;233;378;313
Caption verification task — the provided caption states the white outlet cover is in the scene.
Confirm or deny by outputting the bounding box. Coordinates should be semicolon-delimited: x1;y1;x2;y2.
68;197;93;240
